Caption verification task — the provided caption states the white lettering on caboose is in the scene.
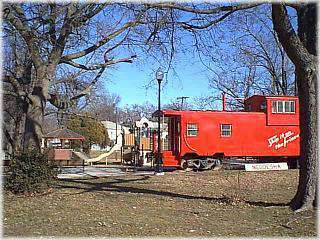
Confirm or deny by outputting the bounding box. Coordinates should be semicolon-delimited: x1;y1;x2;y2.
268;131;299;150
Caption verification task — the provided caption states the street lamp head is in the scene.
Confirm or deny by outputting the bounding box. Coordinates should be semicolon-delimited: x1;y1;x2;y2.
156;67;164;83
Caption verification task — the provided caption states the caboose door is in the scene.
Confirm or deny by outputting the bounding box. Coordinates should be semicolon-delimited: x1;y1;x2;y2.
167;116;180;155
173;117;181;156
162;116;181;167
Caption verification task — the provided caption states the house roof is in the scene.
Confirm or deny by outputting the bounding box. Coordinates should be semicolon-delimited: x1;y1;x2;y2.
101;120;130;132
135;117;158;128
101;120;121;129
43;128;85;140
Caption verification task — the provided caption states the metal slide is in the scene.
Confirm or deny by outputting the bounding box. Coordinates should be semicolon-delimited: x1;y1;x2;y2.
85;134;123;165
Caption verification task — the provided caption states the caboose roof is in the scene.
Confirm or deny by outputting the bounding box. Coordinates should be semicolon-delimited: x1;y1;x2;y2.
161;109;265;116
245;95;298;101
160;95;298;116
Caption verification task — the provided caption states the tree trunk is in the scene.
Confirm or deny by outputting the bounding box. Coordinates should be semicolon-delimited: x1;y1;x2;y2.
290;64;318;211
290;4;318;211
12;98;27;152
22;66;53;151
22;87;46;151
272;4;318;211
3;95;27;153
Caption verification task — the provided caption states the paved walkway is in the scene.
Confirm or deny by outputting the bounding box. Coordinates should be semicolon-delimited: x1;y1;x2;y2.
57;166;155;179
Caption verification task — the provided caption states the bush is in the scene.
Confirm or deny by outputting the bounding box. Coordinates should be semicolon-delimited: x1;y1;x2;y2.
5;150;58;194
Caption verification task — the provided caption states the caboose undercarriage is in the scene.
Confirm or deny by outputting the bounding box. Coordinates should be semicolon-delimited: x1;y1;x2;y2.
147;150;299;171
181;156;299;171
182;158;222;170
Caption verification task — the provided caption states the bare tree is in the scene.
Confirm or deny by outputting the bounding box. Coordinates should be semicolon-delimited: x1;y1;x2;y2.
163;99;193;110
231;8;295;95
3;27;29;153
83;90;122;122
192;95;220;110
272;3;317;211
3;3;149;150
192;5;295;109
119;102;157;125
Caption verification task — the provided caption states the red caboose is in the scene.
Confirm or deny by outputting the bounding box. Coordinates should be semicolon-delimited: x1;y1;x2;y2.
151;95;300;170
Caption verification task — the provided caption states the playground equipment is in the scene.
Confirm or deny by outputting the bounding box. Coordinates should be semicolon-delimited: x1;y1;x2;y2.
72;133;123;165
121;120;157;167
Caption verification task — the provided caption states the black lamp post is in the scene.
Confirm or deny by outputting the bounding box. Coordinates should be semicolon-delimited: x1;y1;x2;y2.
155;67;164;174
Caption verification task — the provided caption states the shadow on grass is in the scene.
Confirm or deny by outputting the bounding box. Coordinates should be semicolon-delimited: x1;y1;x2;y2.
55;176;289;208
245;200;288;207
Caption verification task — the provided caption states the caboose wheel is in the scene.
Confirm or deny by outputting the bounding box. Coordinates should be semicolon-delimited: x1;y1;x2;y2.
180;159;188;170
211;159;222;170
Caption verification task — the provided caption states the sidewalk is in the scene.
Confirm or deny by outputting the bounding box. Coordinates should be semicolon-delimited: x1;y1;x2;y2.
57;166;155;179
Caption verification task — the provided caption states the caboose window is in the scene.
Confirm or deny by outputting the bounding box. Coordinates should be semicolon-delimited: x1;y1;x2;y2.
272;100;295;113
272;101;277;113
289;101;295;112
277;101;284;113
285;101;291;112
187;124;198;136
221;124;232;137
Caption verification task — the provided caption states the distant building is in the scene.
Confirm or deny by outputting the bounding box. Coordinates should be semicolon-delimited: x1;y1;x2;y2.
135;116;167;138
101;120;130;142
135;117;157;138
135;117;157;129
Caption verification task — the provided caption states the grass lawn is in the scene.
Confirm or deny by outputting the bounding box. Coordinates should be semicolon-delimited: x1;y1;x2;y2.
3;169;317;237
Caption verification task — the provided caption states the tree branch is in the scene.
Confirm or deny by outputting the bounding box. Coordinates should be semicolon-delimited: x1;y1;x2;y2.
70;67;106;101
4;4;42;67
61;17;143;61
179;10;234;30
71;3;110;28
4;127;15;150
272;4;314;67
146;3;261;14
48;67;106;109
48;3;57;45
104;29;131;54
49;5;76;64
3;75;24;96
60;55;137;70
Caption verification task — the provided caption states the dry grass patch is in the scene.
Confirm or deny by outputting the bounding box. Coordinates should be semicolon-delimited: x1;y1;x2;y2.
4;169;317;237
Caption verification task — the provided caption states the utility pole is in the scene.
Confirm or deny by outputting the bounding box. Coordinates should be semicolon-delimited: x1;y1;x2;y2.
177;96;189;110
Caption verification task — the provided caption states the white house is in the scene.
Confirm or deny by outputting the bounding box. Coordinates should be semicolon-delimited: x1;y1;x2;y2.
91;121;130;151
101;120;130;142
135;116;168;139
135;117;158;129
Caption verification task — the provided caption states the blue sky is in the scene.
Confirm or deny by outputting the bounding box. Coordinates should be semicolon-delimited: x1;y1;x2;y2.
85;4;297;109
95;4;222;108
105;56;213;108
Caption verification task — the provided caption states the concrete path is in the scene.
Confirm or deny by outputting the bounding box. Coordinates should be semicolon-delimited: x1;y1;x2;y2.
57;166;155;179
